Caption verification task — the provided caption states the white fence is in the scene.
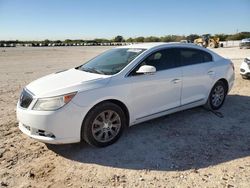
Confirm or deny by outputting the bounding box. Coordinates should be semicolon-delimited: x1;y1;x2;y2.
220;40;241;47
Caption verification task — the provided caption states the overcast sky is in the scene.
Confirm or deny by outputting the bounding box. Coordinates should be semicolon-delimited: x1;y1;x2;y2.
0;0;249;40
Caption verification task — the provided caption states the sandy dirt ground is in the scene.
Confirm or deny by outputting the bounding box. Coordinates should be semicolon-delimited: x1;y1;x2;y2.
0;46;249;188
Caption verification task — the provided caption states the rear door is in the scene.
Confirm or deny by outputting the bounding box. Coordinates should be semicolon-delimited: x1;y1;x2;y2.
177;48;215;105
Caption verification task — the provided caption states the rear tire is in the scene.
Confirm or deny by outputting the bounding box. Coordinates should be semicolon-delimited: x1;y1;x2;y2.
205;81;227;110
81;102;126;147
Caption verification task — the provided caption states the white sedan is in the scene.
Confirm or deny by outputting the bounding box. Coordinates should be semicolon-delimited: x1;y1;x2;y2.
240;57;250;79
17;43;235;147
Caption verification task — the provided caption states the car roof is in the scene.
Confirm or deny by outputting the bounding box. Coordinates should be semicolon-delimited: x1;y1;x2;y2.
118;42;223;61
119;42;168;49
119;42;201;50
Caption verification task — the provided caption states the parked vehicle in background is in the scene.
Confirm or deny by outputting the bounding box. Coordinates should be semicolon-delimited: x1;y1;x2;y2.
239;38;250;49
180;40;191;43
240;57;250;79
17;43;235;147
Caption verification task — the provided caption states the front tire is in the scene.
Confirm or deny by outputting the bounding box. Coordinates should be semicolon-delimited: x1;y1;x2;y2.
82;102;126;147
206;81;227;110
241;75;249;79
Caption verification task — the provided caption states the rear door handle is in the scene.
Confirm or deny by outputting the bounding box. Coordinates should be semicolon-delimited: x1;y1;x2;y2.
207;71;215;75
171;79;181;84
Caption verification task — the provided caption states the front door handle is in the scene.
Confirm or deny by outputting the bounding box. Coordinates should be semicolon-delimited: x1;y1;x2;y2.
207;71;215;75
171;79;181;84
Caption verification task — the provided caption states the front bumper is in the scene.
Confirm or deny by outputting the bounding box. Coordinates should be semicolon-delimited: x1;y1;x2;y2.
240;42;250;49
240;62;250;77
17;101;88;144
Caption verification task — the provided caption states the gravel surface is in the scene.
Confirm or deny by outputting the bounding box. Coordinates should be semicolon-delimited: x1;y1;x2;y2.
0;46;249;188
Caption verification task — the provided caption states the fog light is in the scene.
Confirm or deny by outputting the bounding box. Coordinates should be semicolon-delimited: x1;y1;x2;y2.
36;129;55;138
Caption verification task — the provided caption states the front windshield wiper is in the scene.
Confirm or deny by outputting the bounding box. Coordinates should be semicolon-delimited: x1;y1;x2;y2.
80;67;106;75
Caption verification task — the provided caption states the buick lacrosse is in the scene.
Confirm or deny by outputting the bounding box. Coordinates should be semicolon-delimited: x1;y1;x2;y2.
17;43;235;147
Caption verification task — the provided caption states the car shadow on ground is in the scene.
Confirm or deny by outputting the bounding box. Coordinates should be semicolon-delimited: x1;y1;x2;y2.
47;94;250;171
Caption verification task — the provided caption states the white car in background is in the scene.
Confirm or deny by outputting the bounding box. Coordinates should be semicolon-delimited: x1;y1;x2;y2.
17;43;235;147
239;38;250;49
240;57;250;79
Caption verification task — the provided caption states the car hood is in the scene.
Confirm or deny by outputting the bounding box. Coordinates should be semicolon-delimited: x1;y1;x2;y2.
26;68;111;98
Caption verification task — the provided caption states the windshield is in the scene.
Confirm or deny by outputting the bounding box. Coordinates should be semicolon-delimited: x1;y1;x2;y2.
77;48;145;75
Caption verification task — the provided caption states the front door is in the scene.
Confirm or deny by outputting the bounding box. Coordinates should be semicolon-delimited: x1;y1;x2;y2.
127;48;182;120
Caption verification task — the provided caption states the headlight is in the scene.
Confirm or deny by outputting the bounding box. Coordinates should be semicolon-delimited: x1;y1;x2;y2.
33;92;76;111
244;58;250;64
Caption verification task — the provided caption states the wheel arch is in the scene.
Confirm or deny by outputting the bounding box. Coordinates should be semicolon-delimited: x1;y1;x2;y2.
81;99;130;133
101;99;130;127
205;78;229;110
217;78;229;94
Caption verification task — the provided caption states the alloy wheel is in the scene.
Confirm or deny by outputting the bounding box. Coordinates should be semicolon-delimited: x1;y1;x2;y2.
91;110;121;143
211;85;225;107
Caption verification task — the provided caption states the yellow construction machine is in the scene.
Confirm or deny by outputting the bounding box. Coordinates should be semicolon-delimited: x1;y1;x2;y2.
194;34;220;48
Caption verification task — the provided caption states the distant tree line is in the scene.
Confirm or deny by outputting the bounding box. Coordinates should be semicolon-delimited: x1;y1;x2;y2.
123;32;250;43
1;32;250;45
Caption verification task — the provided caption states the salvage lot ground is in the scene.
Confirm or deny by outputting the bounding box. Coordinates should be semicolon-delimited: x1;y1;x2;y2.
0;46;249;188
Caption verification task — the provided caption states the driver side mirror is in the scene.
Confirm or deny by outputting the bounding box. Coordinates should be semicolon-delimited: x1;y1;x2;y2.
136;65;156;74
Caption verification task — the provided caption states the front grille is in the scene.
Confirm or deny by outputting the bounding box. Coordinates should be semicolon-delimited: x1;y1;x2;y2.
20;89;33;108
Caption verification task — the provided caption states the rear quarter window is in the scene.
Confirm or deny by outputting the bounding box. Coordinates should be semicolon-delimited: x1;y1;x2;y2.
203;51;213;62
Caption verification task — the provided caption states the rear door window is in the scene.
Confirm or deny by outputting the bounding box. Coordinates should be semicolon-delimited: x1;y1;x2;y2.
178;48;212;66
